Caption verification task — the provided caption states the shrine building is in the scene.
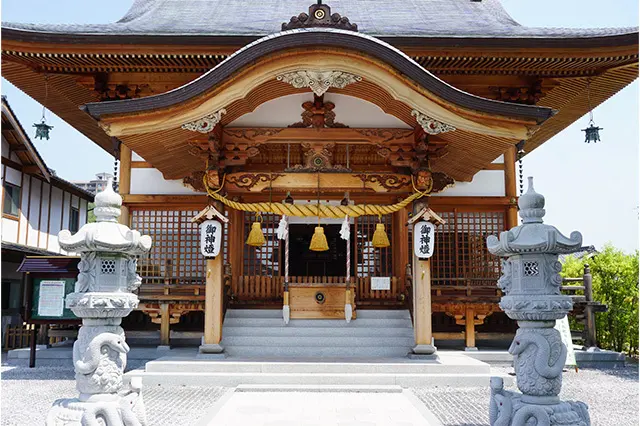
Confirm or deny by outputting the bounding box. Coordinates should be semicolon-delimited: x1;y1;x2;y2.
2;0;637;354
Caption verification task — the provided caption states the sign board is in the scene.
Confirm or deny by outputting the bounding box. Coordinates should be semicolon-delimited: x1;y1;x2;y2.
555;316;577;368
30;278;77;320
413;221;435;259
371;277;391;291
200;219;222;257
37;280;65;317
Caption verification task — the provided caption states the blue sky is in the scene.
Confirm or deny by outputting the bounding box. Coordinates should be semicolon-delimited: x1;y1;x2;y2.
2;0;638;253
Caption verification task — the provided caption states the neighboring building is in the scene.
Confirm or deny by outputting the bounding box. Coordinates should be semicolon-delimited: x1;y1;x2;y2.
1;1;637;352
1;97;93;337
72;172;117;194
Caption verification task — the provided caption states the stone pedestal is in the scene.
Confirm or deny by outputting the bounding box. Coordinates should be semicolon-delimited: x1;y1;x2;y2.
486;177;590;426
46;179;152;426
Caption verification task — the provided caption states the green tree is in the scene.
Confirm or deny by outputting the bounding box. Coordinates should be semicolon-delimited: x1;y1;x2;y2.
561;244;639;355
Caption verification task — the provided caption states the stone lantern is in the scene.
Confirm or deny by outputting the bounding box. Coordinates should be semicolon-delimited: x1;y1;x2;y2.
486;177;590;426
47;178;152;426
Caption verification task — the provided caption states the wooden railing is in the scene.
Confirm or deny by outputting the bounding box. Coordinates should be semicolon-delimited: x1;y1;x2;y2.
230;276;406;306
431;277;501;302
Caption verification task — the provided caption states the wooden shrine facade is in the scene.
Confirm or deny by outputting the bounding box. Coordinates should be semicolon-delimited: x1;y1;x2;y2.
2;1;637;349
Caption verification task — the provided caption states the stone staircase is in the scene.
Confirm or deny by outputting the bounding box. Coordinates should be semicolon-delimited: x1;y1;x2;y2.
220;309;415;358
122;309;512;388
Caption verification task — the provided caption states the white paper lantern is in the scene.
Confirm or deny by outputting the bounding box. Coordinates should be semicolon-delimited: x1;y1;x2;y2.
413;221;435;259
200;219;222;257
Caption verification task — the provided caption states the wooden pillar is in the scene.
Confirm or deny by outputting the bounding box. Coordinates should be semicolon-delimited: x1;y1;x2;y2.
228;209;244;279
465;307;477;350
159;303;170;347
201;254;224;353
393;206;409;281
504;145;518;229
413;257;435;354
118;144;132;226
583;264;597;348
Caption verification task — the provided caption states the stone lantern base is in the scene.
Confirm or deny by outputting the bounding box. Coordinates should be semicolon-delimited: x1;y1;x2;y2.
47;378;147;426
490;377;589;426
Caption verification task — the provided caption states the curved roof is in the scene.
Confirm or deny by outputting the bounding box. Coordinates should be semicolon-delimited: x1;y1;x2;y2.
82;28;554;125
2;0;636;40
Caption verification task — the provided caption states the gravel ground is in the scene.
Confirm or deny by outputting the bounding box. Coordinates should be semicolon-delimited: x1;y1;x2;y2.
2;359;637;425
412;364;639;426
1;359;226;426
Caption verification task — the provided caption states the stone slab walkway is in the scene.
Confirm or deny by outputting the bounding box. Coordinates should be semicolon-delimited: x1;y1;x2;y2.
196;388;441;426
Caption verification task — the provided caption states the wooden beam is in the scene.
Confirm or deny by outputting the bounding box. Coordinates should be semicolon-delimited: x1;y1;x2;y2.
222;127;414;145
131;161;154;168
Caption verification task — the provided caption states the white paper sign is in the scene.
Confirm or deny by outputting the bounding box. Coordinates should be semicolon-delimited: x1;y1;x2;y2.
200;219;222;257
371;277;391;290
38;280;65;317
413;221;435;259
555;316;577;368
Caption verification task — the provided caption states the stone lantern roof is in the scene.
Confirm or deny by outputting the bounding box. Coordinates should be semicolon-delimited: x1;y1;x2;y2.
58;178;152;255
487;177;582;257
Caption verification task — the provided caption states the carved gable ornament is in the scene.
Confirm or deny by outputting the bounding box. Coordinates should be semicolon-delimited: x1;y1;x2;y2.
282;2;358;32
277;70;362;97
411;110;456;135
181;109;226;133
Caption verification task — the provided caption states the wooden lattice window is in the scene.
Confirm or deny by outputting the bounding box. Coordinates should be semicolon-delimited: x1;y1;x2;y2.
131;208;227;284
355;214;393;277
430;210;505;286
242;211;280;276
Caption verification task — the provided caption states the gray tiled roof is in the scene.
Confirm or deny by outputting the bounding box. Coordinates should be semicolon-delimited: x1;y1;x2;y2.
2;0;636;38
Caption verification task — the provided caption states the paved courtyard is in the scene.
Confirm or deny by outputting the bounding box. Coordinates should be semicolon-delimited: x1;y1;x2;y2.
1;358;637;425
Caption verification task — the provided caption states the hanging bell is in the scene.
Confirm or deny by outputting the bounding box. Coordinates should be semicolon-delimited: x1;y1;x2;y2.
309;226;329;252
246;221;266;247
371;223;390;248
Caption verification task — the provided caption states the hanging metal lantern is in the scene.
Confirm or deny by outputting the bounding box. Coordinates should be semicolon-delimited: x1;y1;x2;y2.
582;79;602;143
33;120;54;140
33;74;53;140
582;121;603;144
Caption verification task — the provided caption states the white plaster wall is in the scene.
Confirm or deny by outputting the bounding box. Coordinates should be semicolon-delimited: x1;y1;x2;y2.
26;178;42;247
79;199;88;228
17;176;30;245
492;154;505;164
1;136;9;158
437;170;505;197
2;218;19;242
229;93;411;128
38;182;51;250
5;167;22;186
47;187;63;254
132;151;146;161
130;168;205;195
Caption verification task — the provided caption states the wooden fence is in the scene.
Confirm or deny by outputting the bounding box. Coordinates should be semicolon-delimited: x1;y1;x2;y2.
3;323;34;351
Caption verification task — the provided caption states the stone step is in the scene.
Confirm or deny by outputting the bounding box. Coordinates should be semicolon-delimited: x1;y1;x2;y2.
222;326;415;337
144;359;490;375
224;309;412;320
222;345;413;358
124;370;509;388
220;335;414;347
222;318;412;327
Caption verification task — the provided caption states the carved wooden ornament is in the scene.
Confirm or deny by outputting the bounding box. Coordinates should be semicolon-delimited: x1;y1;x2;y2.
182;109;226;133
411;110;456;135
276;70;362;96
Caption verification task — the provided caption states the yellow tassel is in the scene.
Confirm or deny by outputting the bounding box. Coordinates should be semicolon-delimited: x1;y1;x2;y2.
309;226;329;251
371;223;390;248
246;221;266;247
